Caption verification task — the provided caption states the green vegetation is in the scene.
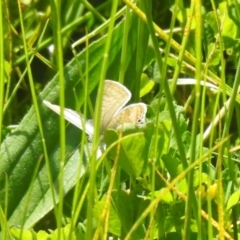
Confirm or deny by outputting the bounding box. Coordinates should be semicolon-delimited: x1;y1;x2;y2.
0;0;240;239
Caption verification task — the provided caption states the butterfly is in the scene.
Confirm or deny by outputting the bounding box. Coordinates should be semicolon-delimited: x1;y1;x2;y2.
43;80;147;139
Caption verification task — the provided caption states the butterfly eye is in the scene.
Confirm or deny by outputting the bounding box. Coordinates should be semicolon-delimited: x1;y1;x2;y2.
137;118;144;124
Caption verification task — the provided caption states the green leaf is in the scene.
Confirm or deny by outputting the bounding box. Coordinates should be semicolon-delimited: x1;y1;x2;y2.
11;223;85;239
148;120;171;160
11;228;38;240
140;73;155;97
207;3;238;49
228;2;240;27
226;190;240;211
104;126;147;178
0;13;147;229
9;147;88;228
93;190;147;238
146;188;173;203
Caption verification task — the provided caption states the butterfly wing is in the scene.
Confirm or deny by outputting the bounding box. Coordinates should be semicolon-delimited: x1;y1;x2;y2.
43;100;94;137
100;80;131;132
43;80;142;137
107;103;147;130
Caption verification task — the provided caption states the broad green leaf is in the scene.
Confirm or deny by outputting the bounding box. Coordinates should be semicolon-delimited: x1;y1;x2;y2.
226;190;240;211
104;126;147;178
207;3;238;49
146;188;173;203
140;73;155;97
0;13;148;229
11;223;85;240
148;120;171;160
93;190;147;238
9;147;88;228
93;193;121;236
11;228;38;240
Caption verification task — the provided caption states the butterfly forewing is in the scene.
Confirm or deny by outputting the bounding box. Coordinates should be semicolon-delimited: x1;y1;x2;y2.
107;103;147;130
100;80;131;132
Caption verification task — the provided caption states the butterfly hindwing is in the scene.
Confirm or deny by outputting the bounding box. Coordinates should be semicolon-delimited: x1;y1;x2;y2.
107;103;147;130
